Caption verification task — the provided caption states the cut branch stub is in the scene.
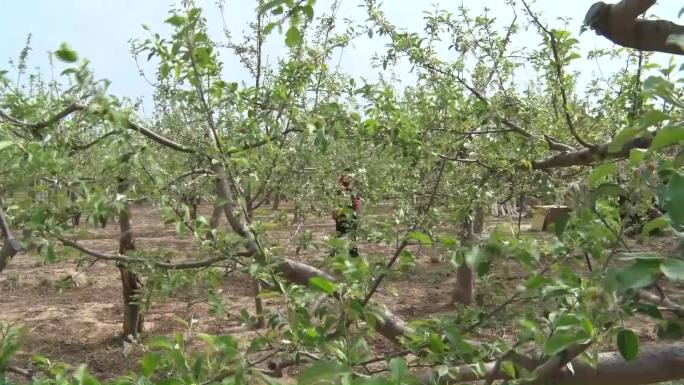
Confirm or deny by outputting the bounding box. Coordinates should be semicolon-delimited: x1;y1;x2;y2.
584;0;684;55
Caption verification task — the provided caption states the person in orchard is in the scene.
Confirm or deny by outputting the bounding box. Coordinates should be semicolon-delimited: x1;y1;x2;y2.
331;170;361;257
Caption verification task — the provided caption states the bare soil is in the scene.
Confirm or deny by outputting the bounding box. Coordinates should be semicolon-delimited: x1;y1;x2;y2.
1;203;682;381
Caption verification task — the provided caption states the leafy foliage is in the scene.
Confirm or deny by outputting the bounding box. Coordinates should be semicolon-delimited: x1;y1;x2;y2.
1;1;684;384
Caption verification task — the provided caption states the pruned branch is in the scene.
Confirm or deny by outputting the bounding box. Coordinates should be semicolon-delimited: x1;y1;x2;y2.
584;0;684;55
544;134;576;153
532;134;652;169
521;343;591;385
422;341;684;385
126;120;195;154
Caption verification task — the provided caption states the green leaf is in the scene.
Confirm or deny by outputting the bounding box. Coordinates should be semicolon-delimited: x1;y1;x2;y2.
609;127;639;152
656;321;683;340
544;331;589;356
634;303;663;320
553;212;571;239
428;332;445;354
0;141;14;151
651;125;684;151
389;357;408;381
398;249;416;270
610;260;659;291
639;110;669;130
141;352;161;376
588;163;618;187
660;258;684;280
594;183;626;197
165;14;186;27
642;216;669;236
308;277;335;295
615;252;665;261
665;172;684;227
437;235;458;248
259;0;287;15
74;365;99;385
263;22;278;35
302;5;314;20
617;329;639;361
674;149;684;169
285;26;303;47
298;361;347;384
590;183;626;206
55;43;78;63
502;360;516;378
630;149;647;166
407;231;431;244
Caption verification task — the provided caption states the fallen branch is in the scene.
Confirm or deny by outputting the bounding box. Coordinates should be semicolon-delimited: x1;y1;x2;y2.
521;343;591;385
422;341;684;385
638;289;684;314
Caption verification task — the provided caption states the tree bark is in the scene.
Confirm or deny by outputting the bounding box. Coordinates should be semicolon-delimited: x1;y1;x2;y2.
117;157;143;338
532;135;652;170
452;216;476;305
209;201;223;230
584;0;684;55
272;192;281;211
0;208;22;275
422;341;684;385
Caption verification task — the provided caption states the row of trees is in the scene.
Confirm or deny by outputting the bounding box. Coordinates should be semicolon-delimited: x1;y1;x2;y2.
1;0;684;384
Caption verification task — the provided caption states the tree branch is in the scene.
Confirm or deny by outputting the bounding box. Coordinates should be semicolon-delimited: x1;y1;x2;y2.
126;120;195;154
532;134;652;169
584;0;684;55
1;102;197;154
0;102;85;129
59;238;242;269
522;0;594;149
422;341;684;385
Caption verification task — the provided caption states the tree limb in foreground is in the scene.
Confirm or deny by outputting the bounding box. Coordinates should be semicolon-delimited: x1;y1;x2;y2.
422;341;684;385
532;135;652;170
584;0;684;55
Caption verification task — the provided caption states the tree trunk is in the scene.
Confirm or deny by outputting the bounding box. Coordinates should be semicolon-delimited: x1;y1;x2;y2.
272;192;281;211
0;209;22;275
69;185;81;227
452;214;476;306
117;156;143;339
117;207;143;337
209;202;222;230
253;280;265;329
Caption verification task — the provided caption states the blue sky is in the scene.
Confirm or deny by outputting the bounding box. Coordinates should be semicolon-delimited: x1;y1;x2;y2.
1;1;681;115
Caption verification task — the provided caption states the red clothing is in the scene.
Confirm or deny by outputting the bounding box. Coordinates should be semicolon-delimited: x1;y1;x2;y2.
332;175;361;220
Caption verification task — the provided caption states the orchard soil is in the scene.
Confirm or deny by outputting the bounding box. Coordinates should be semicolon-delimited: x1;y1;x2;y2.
1;203;682;381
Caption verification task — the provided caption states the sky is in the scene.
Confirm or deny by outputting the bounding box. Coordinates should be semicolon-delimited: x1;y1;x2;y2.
1;0;682;115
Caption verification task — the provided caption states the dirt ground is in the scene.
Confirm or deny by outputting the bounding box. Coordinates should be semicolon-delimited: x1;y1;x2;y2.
1;203;682;381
